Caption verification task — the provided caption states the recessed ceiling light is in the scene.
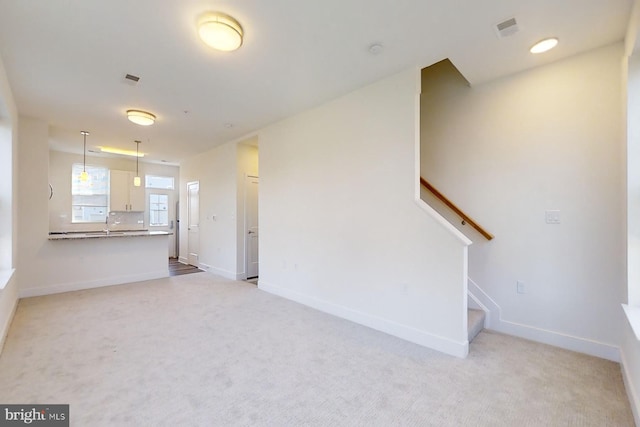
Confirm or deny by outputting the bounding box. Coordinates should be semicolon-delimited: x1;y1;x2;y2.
530;37;558;54
127;109;156;126
198;12;243;52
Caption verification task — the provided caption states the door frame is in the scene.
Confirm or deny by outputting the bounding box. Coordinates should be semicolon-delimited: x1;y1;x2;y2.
244;175;259;280
186;180;200;267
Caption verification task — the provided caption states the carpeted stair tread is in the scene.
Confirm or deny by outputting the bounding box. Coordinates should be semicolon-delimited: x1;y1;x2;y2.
468;308;485;342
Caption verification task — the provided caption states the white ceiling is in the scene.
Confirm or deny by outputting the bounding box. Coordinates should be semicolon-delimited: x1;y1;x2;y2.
0;0;632;164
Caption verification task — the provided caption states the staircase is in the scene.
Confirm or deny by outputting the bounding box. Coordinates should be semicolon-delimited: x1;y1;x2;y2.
468;308;485;342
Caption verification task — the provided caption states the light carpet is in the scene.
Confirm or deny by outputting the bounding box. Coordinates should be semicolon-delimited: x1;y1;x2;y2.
0;273;633;426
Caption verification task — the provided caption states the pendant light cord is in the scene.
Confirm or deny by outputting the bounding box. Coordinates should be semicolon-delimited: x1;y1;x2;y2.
81;131;89;173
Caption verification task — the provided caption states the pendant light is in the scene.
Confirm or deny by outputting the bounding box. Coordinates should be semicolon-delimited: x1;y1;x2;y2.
80;131;90;182
134;140;141;187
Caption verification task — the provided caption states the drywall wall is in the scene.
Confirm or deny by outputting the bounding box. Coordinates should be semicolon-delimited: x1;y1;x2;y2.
178;136;258;279
421;43;625;359
48;150;179;256
0;52;18;355
623;12;640;420
628;52;640;309
622;320;640;425
236;140;259;280
179;142;239;278
0;54;16;272
258;68;470;357
0;270;17;353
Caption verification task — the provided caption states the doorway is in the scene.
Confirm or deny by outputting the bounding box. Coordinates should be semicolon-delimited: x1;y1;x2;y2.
187;181;200;267
245;175;259;279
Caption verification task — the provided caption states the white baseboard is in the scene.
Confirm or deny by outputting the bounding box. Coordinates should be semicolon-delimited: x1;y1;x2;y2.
19;270;170;298
259;280;469;358
199;263;238;281
468;278;620;362
178;256;189;264
620;347;640;426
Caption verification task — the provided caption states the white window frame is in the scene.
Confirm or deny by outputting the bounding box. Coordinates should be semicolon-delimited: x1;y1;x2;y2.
146;175;175;190
149;193;169;227
71;163;110;223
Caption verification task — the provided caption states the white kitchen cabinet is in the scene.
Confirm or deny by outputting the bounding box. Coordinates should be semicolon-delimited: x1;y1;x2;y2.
110;170;145;211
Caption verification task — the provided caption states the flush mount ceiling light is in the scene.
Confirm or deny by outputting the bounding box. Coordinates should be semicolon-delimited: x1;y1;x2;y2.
99;146;145;157
530;37;558;54
127;109;156;126
198;12;243;52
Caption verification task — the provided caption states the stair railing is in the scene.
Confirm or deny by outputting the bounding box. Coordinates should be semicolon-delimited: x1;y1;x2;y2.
420;177;494;240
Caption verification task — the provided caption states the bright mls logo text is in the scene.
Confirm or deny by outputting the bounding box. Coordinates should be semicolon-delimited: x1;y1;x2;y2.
1;405;69;426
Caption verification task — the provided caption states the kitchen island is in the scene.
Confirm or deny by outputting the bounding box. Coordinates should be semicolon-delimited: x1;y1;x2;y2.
48;230;170;240
20;231;171;297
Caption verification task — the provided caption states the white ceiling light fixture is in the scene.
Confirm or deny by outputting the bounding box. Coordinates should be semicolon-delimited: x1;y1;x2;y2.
530;37;559;54
127;109;156;126
198;12;243;52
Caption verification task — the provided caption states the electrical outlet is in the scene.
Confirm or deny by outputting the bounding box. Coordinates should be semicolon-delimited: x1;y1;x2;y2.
517;280;526;294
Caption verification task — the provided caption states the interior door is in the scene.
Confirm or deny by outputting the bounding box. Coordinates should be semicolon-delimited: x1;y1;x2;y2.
187;181;200;267
245;176;259;279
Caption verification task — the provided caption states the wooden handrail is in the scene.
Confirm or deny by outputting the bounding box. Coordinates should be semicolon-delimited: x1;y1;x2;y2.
420;177;494;240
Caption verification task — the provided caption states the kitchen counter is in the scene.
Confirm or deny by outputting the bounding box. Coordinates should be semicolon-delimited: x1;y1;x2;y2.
48;230;171;240
23;230;171;298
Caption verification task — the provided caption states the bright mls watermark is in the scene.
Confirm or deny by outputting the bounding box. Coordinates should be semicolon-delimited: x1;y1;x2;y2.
0;405;68;426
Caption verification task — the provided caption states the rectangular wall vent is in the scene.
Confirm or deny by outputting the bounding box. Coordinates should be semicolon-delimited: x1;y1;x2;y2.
495;17;519;38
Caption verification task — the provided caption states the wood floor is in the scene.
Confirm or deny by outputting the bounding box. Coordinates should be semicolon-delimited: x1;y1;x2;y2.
169;258;204;276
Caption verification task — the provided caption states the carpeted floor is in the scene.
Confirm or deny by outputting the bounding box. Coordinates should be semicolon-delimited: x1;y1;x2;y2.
0;273;634;426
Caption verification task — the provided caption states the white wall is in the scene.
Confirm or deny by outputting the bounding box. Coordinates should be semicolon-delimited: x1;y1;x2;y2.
628;53;640;310
17;116;50;291
180;142;239;278
623;6;640;421
258;68;470;357
622;320;640;425
48;150;179;256
236;140;259;279
0;52;18;353
421;43;625;360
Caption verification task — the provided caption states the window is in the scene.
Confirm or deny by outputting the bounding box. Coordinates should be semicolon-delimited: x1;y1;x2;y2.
146;175;174;190
149;194;169;226
71;164;109;223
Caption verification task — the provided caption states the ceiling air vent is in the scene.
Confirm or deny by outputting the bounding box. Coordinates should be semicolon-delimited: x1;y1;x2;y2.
123;73;140;85
494;17;519;38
